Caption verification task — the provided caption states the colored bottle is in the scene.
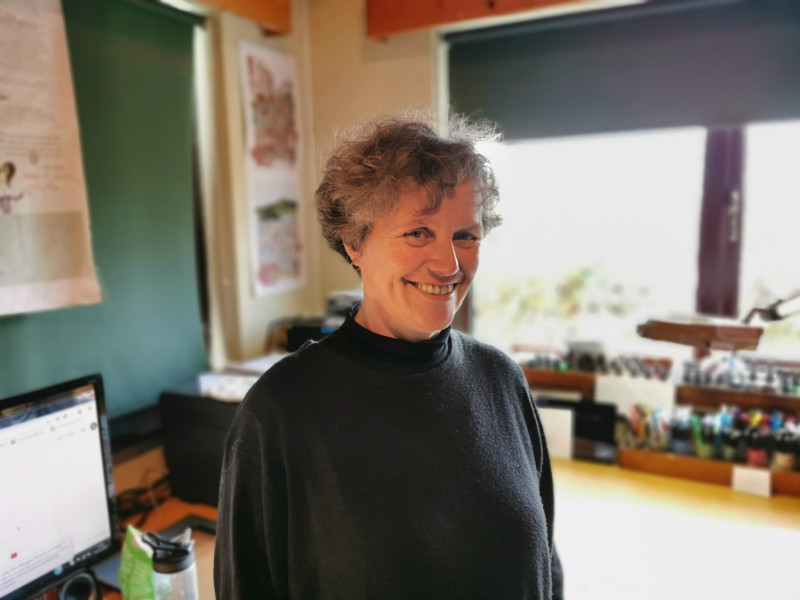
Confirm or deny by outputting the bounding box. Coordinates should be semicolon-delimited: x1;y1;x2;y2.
771;431;796;471
671;425;691;456
722;429;739;462
745;428;770;468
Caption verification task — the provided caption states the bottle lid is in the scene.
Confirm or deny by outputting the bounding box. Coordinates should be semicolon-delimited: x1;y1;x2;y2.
143;532;196;573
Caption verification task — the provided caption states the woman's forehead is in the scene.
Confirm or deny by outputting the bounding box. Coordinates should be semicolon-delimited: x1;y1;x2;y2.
397;180;478;213
386;184;482;225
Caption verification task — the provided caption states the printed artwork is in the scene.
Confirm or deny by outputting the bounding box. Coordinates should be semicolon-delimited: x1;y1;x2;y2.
239;42;304;296
256;198;302;286
245;55;299;167
0;0;101;316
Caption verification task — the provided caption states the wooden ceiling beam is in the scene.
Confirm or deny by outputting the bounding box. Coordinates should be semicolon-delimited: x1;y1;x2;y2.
367;0;589;38
201;0;291;34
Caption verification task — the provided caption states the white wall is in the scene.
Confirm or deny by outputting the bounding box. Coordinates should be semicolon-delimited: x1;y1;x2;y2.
204;4;323;361
307;0;440;300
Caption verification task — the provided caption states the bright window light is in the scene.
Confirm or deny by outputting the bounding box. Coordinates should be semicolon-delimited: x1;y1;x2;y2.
740;120;800;359
474;128;705;361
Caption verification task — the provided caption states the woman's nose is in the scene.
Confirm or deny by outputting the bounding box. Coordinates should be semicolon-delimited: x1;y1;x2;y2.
428;239;459;277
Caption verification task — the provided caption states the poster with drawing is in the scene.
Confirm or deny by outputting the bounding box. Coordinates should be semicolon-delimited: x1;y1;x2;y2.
251;181;303;293
0;0;101;316
239;41;303;296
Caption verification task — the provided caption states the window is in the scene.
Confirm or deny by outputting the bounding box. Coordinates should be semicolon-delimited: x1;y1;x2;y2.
740;121;800;359
472;120;800;363
474;128;705;360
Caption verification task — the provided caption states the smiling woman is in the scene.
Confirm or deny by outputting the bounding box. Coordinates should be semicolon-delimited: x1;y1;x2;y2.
214;113;564;600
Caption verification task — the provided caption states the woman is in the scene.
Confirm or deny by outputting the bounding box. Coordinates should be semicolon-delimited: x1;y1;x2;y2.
214;114;563;599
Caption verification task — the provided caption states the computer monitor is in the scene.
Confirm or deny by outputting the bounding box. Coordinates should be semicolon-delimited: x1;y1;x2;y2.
0;374;119;600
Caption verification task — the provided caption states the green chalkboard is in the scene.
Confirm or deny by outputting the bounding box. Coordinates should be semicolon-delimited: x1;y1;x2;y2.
0;0;207;418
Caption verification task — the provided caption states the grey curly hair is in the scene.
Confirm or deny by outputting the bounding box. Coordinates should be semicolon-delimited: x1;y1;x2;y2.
315;112;502;269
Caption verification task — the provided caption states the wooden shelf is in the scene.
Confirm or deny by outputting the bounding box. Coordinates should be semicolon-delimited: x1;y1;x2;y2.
773;469;800;497
618;448;733;486
677;384;800;414
637;319;762;352
522;367;595;399
521;367;800;414
198;0;290;33
366;0;582;38
618;448;800;498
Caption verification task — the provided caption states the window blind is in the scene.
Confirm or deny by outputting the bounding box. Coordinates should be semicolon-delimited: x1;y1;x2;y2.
448;0;800;139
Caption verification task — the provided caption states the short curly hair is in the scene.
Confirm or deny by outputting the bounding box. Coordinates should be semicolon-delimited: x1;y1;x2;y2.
315;112;502;269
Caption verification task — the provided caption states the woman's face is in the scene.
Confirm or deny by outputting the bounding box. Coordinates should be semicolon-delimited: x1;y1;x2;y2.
344;181;483;341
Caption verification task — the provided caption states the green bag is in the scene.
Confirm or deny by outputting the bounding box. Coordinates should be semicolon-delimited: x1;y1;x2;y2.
118;525;155;600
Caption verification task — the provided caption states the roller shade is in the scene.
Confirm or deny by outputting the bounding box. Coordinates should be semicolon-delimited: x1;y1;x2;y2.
448;0;800;139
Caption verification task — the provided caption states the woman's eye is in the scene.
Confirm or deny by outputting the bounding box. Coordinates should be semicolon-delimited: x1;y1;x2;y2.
455;232;480;243
405;230;425;239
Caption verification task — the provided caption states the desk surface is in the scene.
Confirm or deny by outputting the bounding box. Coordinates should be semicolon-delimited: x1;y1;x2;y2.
552;458;800;599
102;498;218;600
105;461;800;600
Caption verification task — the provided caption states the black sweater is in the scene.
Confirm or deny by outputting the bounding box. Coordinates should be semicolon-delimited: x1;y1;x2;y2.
214;314;563;599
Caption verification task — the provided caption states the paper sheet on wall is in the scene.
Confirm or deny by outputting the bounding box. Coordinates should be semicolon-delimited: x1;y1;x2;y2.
238;41;304;297
0;0;101;316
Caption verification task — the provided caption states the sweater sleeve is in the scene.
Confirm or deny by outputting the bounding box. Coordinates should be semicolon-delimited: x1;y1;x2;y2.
214;393;288;599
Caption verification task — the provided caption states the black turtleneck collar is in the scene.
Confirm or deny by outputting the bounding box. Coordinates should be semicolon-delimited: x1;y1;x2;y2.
322;304;451;374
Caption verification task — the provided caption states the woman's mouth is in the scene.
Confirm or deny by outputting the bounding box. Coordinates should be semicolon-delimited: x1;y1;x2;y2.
411;282;455;295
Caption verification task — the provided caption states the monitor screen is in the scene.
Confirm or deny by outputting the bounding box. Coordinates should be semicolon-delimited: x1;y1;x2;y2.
0;374;119;600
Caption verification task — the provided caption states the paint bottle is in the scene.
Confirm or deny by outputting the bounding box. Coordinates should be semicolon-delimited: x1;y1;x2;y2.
794;436;800;472
734;411;751;462
771;431;796;471
671;424;691;456
691;415;712;459
745;428;770;468
722;429;740;462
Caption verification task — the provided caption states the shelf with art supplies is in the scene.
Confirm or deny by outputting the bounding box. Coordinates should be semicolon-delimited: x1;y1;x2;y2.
629;293;800;497
517;337;800;497
676;354;800;414
521;349;800;414
638;291;800;414
517;342;673;402
521;344;677;466
617;403;800;498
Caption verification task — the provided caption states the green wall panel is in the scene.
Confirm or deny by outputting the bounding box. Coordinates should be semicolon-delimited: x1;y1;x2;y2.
0;0;207;418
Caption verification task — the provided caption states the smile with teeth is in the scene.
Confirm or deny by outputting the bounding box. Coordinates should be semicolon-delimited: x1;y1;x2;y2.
412;282;456;295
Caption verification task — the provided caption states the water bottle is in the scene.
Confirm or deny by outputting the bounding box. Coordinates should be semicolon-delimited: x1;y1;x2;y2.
143;530;199;600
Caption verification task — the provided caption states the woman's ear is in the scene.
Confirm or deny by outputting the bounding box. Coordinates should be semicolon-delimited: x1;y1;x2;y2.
342;238;360;268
